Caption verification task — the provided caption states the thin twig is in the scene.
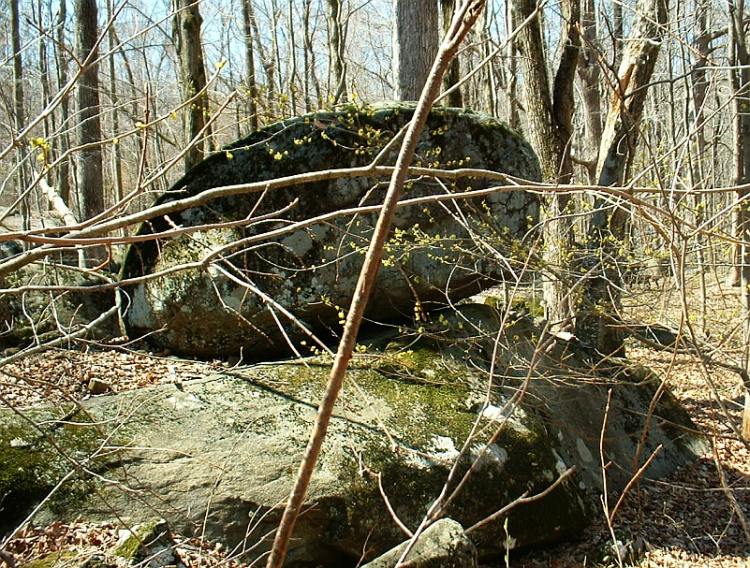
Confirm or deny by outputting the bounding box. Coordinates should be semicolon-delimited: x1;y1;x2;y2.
263;3;487;566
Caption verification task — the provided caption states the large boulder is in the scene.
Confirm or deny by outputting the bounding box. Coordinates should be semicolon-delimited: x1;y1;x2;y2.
1;306;706;566
122;103;541;359
0;263;118;351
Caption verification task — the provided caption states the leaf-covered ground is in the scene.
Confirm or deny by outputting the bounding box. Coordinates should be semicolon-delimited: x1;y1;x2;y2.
0;277;748;567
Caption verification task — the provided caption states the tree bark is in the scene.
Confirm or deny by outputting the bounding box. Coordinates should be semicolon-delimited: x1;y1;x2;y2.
729;0;750;441
325;0;347;103
10;0;30;231
613;0;624;69
505;1;520;130
513;0;579;331
241;0;259;131
577;0;603;182
10;0;25;138
393;0;440;100
440;0;462;106
576;0;669;357
75;0;104;221
173;0;209;172
56;0;72;205
287;0;299;113
107;0;124;205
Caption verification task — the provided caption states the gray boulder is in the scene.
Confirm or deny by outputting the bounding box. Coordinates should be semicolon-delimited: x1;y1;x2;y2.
361;519;477;568
122;103;541;358
1;308;705;566
0;264;118;350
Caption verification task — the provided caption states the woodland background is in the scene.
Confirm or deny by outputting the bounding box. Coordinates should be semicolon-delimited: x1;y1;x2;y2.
1;0;750;566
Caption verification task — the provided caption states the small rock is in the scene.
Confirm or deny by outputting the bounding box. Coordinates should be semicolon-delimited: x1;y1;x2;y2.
362;518;477;568
113;518;184;567
87;378;111;395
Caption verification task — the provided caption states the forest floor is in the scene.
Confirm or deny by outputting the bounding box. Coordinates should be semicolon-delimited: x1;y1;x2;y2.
0;275;749;567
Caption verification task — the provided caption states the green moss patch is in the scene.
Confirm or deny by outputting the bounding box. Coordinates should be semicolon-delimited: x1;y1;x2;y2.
0;410;109;536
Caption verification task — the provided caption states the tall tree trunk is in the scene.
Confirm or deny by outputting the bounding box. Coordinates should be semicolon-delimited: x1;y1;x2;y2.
241;0;259;131
325;0;347;103
36;0;51;151
728;0;750;441
440;0;462;106
690;0;711;329
302;0;320;111
172;0;209;172
75;0;104;221
287;0;299;113
505;0;520;130
513;0;579;331
10;0;25;141
576;0;669;357
10;0;29;231
56;0;72;206
107;0;123;205
613;0;624;68
271;3;284;111
577;0;603;182
393;0;439;100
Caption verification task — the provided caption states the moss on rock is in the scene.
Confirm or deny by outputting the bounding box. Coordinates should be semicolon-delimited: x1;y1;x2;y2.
0;410;108;536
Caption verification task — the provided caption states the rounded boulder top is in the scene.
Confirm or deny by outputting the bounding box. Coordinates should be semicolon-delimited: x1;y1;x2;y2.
122;102;541;359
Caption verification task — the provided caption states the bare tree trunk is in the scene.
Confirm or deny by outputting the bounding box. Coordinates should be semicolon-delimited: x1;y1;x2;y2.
271;3;284;112
107;0;123;205
35;0;51;150
440;0;462;106
302;0;320;111
576;0;669;357
56;0;72;206
690;0;711;329
505;1;520;131
513;0;579;331
730;1;750;291
241;0;259;131
10;0;30;232
613;0;624;69
10;0;25;145
172;0;209;172
75;0;104;221
393;0;440;100
729;0;750;441
577;0;603;182
287;0;299;113
325;0;347;103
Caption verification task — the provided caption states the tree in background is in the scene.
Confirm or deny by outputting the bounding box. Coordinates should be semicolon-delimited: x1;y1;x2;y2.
576;0;669;357
512;0;580;332
173;0;210;172
440;0;463;107
392;0;439;100
325;0;347;104
241;0;259;131
75;0;104;221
